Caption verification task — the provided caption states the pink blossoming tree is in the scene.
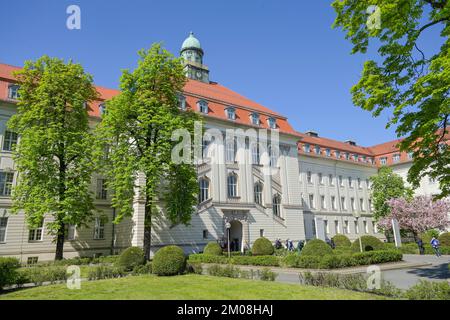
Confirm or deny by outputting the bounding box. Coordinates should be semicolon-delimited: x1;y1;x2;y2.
378;196;450;236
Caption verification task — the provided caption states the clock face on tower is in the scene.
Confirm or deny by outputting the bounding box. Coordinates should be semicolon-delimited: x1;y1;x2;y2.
196;71;202;80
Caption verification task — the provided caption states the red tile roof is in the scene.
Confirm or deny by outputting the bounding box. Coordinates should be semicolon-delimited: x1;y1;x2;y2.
0;62;298;136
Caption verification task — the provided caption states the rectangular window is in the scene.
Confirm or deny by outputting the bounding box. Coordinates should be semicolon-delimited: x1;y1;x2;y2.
343;220;349;234
94;217;105;240
380;157;387;165
331;196;337;210
28;219;44;242
325;148;331;157
348;177;353;188
8;84;20;100
309;194;315;209
96;179;107;200
3;131;18;151
0;172;14;196
360;198;365;211
260;229;264;237
318;173;324;185
345;153;350;160
225;139;236;163
27;257;38;265
393;154;400;163
251;113;260;125
329;174;334;186
341;197;346;210
320;195;326;209
177;95;186;110
324;220;329;234
251;143;260;165
202;229;208;240
335;220;340;234
226;108;236;120
351;198;356;212
369;199;373;212
339;175;343;187
314;145;321;155
364;221;369;234
307;171;312;184
354;221;359;234
357;178;362;189
267;117;276;129
198;100;208;114
335;150;341;159
0;217;8;242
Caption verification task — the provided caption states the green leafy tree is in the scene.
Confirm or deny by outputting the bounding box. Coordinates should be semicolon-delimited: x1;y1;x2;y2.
370;166;413;221
332;0;450;198
97;44;200;260
9;56;98;260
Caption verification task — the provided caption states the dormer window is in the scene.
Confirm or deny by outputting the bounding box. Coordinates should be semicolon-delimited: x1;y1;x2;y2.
7;84;20;100
267;117;277;129
335;150;341;158
345;152;350;160
380;157;387;165
250;113;260;125
353;154;358;161
314;145;321;155
393;154;400;163
325;148;331;157
303;144;310;153
225;107;236;120
197;100;208;114
177;94;186;110
99;103;106;116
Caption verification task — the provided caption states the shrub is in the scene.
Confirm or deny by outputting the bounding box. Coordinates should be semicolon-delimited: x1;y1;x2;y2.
438;232;450;247
301;239;333;256
405;280;450;300
203;242;223;256
152;245;186;276
424;245;450;255
132;262;152;276
207;264;240;278
186;262;203;275
351;235;384;252
116;247;145;271
274;248;289;256
188;254;229;264
0;257;21;290
333;247;353;255
88;265;126;280
259;268;278;281
231;255;280;266
251;237;274;256
332;234;351;247
18;266;67;285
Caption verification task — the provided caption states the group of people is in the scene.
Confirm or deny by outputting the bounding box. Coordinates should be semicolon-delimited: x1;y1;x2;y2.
274;238;305;252
416;237;442;257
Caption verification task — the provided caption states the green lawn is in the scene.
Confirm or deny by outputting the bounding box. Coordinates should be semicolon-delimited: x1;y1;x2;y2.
0;274;389;300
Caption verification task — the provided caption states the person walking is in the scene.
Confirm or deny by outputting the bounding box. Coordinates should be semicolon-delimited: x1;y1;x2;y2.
297;240;304;253
416;238;425;255
430;237;441;257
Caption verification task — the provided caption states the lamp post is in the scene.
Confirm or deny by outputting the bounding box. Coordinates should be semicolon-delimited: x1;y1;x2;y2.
225;222;231;259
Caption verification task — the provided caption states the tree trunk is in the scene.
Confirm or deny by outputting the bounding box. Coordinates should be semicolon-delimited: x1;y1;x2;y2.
143;197;152;261
55;221;65;260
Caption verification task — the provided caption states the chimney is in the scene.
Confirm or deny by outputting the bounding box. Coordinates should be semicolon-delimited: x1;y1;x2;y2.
305;131;319;138
345;140;356;146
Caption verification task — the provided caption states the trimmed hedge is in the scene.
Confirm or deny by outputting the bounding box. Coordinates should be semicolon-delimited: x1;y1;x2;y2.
116;247;145;271
252;237;274;256
88;265;126;280
301;239;333;256
0;257;21;290
439;232;450;247
282;250;402;269
332;234;351;247
351;235;384;252
18;266;67;286
203;242;223;256
152;245;186;276
424;245;450;255
188;254;229;264
231;255;280;266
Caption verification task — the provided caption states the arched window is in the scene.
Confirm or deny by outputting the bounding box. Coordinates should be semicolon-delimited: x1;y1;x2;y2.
267;117;276;129
227;173;238;198
198;177;210;203
272;194;281;217
254;182;263;205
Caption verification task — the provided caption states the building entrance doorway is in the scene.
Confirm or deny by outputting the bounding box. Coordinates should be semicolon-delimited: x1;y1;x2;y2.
229;220;243;252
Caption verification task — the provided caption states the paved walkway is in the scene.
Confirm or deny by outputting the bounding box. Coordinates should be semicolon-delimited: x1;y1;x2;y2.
212;254;450;290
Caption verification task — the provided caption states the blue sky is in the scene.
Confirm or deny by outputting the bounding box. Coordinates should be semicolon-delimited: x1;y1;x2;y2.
0;0;441;146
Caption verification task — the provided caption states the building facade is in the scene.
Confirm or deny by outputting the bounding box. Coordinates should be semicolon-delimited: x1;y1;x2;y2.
0;33;448;263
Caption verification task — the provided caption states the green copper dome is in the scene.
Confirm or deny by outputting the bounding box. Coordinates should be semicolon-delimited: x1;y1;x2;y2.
181;32;202;51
